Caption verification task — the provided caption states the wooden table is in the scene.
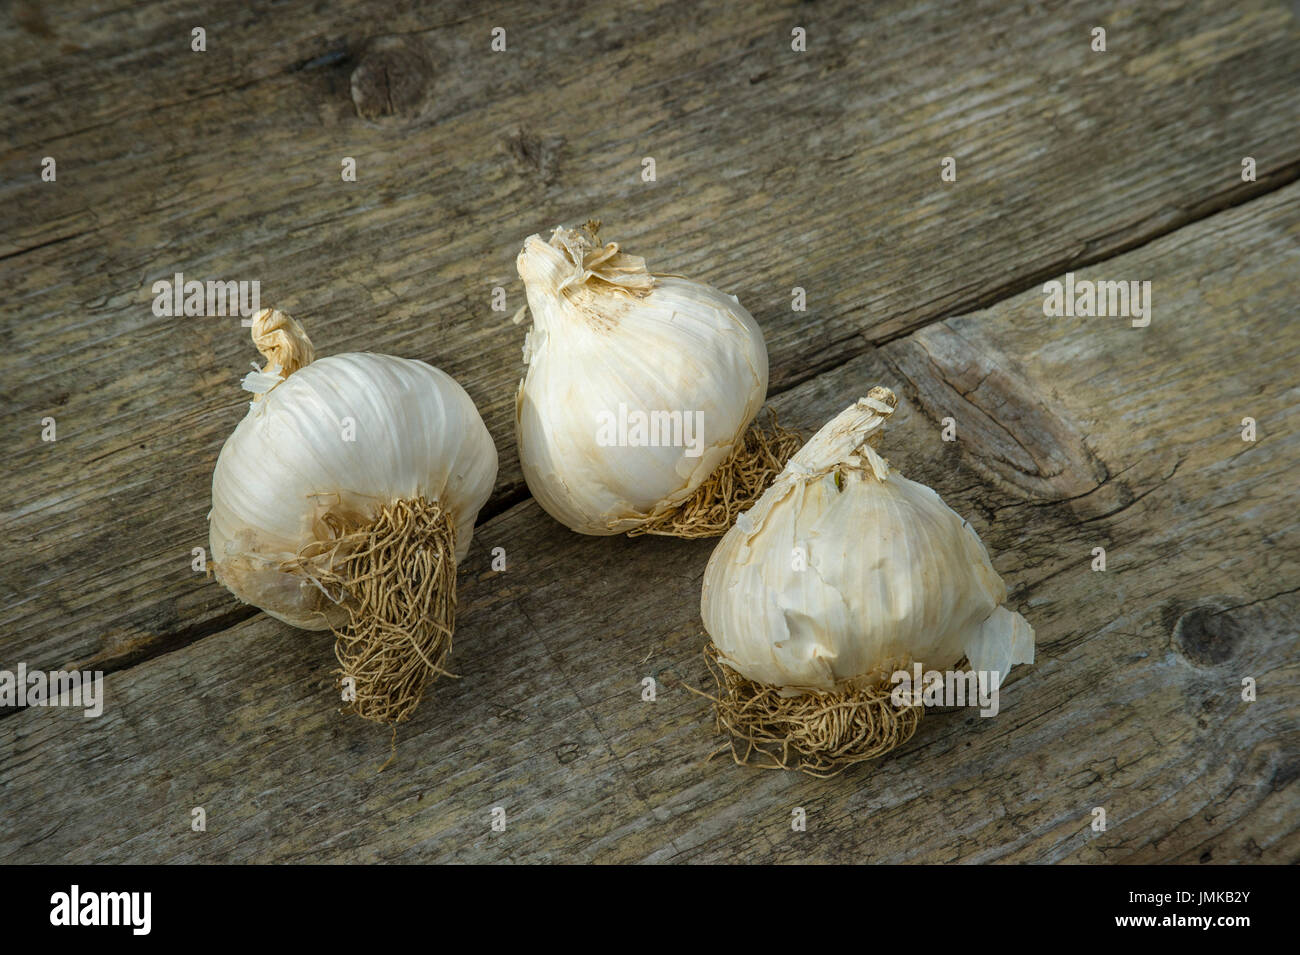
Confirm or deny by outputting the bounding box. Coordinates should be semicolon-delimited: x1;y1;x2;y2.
2;0;1296;863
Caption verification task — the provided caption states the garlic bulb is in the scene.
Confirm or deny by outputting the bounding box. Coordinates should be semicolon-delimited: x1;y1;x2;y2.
704;390;1034;687
699;389;1034;772
514;223;771;535
209;308;497;724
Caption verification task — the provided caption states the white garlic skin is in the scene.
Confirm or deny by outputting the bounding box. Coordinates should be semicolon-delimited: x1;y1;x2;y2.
515;231;768;534
209;354;498;630
701;398;1034;692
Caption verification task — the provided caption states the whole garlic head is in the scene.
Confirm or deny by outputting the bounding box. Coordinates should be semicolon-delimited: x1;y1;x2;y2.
515;224;768;535
701;392;1035;693
209;317;498;631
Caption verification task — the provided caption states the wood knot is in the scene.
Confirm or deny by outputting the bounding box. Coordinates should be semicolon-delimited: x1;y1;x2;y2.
349;38;433;121
504;126;565;183
887;323;1112;511
1171;601;1243;667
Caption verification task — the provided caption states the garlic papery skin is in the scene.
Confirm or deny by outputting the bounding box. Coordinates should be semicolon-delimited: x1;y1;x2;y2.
701;391;1034;695
515;224;768;535
209;309;498;631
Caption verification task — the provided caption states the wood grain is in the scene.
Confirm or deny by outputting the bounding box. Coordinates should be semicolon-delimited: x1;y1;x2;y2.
3;0;1300;678
3;183;1295;863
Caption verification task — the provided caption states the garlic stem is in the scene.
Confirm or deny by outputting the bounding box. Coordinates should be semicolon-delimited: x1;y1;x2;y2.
247;308;315;398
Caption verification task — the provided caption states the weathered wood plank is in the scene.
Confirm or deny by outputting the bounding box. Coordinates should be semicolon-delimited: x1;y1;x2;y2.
3;0;1299;680
7;0;1300;686
3;184;1295;863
